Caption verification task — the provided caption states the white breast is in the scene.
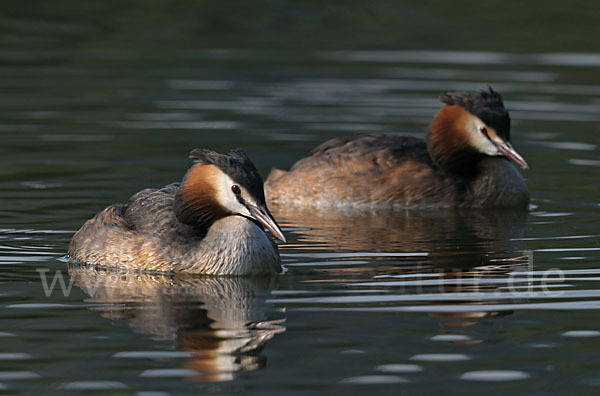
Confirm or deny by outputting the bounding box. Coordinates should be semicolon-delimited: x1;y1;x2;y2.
187;216;281;275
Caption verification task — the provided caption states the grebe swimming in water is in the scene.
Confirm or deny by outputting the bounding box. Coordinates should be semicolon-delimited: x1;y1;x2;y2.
265;88;530;209
68;149;286;276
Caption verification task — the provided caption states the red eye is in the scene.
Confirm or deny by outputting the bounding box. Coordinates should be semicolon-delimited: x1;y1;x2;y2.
480;126;488;136
231;185;241;195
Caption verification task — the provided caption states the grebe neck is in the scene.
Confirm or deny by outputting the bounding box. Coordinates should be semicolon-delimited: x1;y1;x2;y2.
173;164;229;232
426;105;483;176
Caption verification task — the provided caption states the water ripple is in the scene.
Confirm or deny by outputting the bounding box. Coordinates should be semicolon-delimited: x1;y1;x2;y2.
323;50;600;67
569;159;600;167
274;289;600;305
374;364;423;373
562;330;600;338
113;351;194;359
139;369;201;378
430;335;472;342
59;381;128;390
294;300;600;312
339;375;409;384
410;354;471;362
0;371;40;380
460;370;530;382
0;353;31;360
116;121;239;130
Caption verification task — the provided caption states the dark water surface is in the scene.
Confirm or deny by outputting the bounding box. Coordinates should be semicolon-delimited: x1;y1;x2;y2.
2;2;600;395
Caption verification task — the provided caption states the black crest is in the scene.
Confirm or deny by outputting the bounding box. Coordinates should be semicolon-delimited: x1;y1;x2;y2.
189;148;266;204
440;87;511;140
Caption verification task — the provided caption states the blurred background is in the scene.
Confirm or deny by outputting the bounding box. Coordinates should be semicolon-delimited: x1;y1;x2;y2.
1;1;600;394
2;1;600;229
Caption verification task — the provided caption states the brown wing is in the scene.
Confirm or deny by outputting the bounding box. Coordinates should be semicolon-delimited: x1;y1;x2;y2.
307;133;430;165
265;134;456;207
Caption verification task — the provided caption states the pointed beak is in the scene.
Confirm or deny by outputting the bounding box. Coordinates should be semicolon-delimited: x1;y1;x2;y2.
494;140;530;170
246;204;287;242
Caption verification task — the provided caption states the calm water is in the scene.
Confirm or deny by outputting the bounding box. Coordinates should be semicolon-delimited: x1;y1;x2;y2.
2;2;600;395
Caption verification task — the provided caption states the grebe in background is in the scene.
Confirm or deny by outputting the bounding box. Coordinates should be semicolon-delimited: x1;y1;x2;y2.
265;88;530;209
68;149;285;276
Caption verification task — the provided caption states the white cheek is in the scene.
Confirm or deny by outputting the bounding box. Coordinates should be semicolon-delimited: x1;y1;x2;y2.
215;173;250;215
468;123;500;156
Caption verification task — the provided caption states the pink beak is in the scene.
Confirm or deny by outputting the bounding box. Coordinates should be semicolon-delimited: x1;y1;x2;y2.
495;141;530;170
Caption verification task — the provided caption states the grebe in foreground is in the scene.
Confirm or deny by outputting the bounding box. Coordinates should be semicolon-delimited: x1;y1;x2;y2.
265;88;530;209
68;149;286;276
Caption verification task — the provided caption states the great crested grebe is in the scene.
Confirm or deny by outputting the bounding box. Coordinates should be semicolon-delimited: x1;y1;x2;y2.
265;88;530;209
68;149;286;276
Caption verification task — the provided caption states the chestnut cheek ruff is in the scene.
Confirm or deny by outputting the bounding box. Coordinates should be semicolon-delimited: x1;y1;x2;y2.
427;105;482;176
174;164;229;232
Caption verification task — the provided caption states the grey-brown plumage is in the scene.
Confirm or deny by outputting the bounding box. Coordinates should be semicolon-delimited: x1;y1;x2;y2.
68;149;285;276
265;88;530;209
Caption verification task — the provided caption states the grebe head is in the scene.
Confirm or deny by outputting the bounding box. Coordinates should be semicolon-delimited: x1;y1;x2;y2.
428;87;529;174
174;149;286;242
